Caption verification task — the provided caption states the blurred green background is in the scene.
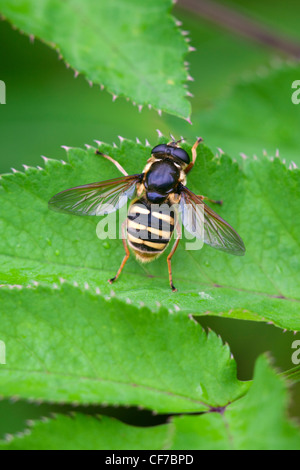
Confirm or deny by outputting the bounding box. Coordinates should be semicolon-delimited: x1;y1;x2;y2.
0;0;299;436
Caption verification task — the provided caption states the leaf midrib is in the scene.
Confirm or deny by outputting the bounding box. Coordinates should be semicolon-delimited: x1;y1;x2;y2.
0;366;215;409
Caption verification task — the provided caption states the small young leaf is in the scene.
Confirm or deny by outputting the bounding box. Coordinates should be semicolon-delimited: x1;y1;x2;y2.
0;0;191;119
170;356;300;450
0;140;299;330
281;365;300;384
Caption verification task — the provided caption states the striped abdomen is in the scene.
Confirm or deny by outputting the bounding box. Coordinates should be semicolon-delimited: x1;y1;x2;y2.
127;198;175;262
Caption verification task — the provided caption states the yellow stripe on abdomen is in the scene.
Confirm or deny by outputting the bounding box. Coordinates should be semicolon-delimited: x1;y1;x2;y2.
127;199;175;258
152;211;174;225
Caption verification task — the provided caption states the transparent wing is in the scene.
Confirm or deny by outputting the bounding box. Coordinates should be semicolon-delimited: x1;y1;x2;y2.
180;186;245;256
48;174;142;216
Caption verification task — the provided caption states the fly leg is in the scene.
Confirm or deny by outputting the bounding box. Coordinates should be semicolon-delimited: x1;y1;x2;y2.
167;221;181;292
95;150;128;176
198;195;223;205
108;221;130;284
184;137;203;174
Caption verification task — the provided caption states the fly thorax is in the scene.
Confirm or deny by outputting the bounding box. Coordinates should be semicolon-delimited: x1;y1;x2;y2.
145;160;180;203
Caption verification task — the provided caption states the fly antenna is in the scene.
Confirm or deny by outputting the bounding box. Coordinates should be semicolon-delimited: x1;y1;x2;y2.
168;135;186;147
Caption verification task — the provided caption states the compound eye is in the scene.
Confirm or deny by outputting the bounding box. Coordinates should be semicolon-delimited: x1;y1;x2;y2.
151;144;168;155
172;147;190;164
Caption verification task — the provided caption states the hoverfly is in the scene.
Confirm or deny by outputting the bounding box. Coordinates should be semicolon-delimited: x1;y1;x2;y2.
49;138;245;291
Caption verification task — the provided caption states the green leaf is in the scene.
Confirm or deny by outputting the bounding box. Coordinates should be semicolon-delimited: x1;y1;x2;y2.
1;357;299;450
0;0;191;119
0;139;299;330
0;414;169;450
191;64;300;166
0;283;249;411
169;356;300;450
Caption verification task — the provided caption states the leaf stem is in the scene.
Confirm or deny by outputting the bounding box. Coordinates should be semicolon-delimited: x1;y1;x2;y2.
178;0;300;59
